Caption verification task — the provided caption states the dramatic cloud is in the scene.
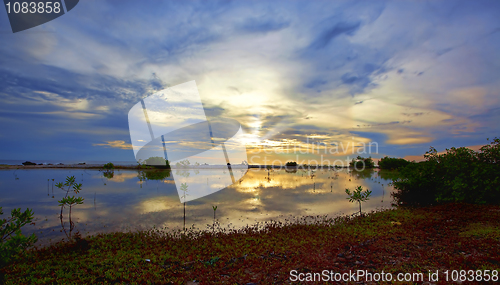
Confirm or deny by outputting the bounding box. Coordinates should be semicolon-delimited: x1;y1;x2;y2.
0;0;499;163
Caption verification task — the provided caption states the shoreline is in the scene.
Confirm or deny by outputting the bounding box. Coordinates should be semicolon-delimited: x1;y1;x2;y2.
0;164;356;170
0;164;140;170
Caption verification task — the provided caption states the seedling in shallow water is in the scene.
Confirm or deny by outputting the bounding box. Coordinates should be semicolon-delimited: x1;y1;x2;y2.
212;205;217;220
55;176;84;239
345;185;372;216
180;183;189;232
212;205;218;233
58;196;84;233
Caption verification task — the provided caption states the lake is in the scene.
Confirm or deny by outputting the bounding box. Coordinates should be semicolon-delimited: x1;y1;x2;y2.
0;168;398;246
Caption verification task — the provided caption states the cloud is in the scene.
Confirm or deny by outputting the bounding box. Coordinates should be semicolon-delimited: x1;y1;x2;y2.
309;21;361;49
94;140;133;150
1;0;500;162
387;137;433;145
237;17;290;34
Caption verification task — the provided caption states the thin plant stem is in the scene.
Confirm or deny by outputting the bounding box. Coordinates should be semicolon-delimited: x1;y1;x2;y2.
69;205;73;236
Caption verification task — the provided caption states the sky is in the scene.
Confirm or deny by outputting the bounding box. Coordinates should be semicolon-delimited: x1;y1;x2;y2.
0;0;499;165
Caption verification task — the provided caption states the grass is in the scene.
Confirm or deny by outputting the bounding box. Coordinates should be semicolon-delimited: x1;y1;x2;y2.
2;203;500;284
460;222;500;239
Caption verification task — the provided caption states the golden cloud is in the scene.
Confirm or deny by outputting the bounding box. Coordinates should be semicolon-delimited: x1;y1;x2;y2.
93;140;133;149
386;137;433;145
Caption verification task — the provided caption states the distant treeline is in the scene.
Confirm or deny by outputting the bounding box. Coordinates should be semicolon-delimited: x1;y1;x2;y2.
378;157;411;170
392;138;500;206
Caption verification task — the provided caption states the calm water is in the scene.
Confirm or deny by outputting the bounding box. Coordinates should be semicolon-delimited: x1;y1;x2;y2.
0;168;397;246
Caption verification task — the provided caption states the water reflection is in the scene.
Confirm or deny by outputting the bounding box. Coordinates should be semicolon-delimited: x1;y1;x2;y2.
102;170;114;179
137;169;171;182
0;168;398;246
173;167;247;202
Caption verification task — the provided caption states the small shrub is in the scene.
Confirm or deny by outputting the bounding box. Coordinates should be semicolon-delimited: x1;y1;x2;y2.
0;207;37;269
378;156;411;170
103;162;114;170
350;156;375;170
145;157;170;167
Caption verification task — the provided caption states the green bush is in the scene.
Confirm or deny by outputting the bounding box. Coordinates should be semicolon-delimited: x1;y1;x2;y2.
103;162;114;170
145;156;170;167
350;156;375;169
378;156;411;170
393;138;500;206
286;161;297;167
1;207;37;269
391;160;438;206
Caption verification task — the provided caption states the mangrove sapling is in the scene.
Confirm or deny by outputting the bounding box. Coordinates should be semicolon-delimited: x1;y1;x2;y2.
212;205;217;233
55;176;84;239
58;196;84;237
180;183;188;232
345;186;372;216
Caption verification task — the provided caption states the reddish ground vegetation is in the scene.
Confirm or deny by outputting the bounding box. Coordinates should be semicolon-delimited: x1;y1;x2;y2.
3;203;500;284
